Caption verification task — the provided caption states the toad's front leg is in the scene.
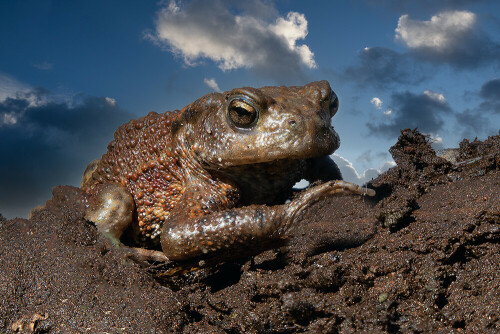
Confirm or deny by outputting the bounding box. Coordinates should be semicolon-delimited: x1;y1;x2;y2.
161;180;375;262
84;182;170;263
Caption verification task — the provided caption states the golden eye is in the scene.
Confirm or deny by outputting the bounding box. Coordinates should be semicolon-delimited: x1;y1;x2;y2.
227;98;258;128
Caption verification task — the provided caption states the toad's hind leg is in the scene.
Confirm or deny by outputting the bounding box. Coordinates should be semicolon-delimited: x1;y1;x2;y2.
84;183;135;243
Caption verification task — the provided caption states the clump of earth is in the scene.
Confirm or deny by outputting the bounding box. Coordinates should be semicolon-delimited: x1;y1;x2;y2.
1;129;498;333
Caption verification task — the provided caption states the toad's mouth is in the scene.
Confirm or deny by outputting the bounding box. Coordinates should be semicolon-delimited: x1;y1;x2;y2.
202;123;339;169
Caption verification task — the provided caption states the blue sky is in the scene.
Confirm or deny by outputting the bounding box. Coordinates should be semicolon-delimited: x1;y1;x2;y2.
1;0;499;218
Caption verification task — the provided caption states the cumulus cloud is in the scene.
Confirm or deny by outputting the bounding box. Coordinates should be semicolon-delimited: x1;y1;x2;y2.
204;78;221;92
105;97;116;106
367;90;452;138
396;11;476;50
146;0;316;82
423;90;446;103
395;10;500;68
343;47;427;88
0;88;133;218
371;97;383;110
345;9;499;87
332;154;396;186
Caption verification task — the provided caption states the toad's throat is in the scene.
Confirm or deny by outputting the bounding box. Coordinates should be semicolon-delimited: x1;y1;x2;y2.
209;159;306;205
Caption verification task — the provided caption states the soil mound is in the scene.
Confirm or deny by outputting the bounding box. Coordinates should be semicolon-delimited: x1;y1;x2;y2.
1;129;498;333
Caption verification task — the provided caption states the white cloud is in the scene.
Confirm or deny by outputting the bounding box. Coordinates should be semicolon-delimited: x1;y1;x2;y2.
395;11;476;52
104;97;116;106
423;90;446;103
203;78;221;92
269;12;316;68
371;97;383;110
394;10;500;68
332;154;396;186
2;112;17;126
147;0;315;80
371;97;394;116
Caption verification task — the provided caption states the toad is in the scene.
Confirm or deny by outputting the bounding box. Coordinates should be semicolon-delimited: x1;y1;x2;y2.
81;81;374;264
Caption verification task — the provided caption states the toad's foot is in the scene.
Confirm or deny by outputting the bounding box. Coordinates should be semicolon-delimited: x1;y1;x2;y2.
122;246;170;263
285;180;375;227
160;181;375;262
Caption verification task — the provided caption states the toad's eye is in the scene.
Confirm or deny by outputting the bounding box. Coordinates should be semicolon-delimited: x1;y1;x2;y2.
227;98;259;128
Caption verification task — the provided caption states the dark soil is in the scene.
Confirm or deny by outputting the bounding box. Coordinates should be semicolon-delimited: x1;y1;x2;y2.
1;129;499;333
